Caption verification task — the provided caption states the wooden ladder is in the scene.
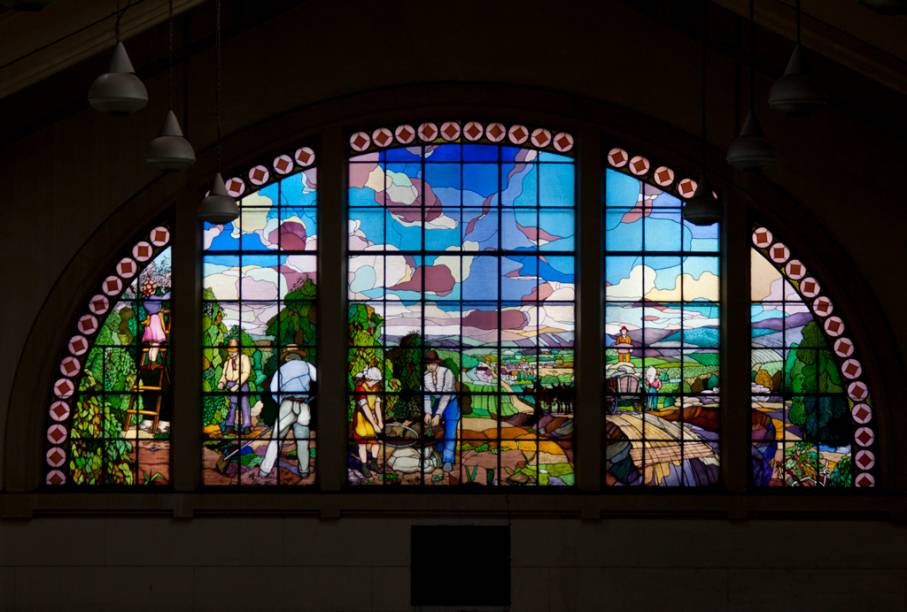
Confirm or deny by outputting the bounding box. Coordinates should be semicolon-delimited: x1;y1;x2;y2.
123;346;170;434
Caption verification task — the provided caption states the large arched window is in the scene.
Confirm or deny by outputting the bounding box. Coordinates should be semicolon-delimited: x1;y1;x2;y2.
346;122;576;486
201;148;318;486
750;226;877;487
36;110;884;495
603;149;721;487
45;226;172;487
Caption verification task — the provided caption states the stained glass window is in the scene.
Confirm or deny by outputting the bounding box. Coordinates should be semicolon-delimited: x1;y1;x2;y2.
201;150;318;485
347;122;576;486
45;226;173;486
603;152;721;487
750;227;876;487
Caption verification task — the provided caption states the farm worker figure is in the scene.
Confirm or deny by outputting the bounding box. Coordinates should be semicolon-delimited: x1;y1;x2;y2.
352;365;384;478
423;350;459;473
260;348;317;479
615;326;633;363
645;365;662;409
218;338;252;435
141;298;169;364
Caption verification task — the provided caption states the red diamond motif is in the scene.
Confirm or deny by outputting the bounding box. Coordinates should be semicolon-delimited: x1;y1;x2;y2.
487;124;504;139
442;124;458;139
837;340;852;354
802;280;815;293
49;428;64;443
54;379;73;397
153;229;167;242
789;263;801;275
298;151;312;164
276;158;290;172
48;472;64;485
755;231;768;243
70;337;87;354
352;134;367;149
92;297;106;311
845;363;858;376
772;247;784;259
465;124;481;139
828;320;841;332
851;385;867;399
135;244;151;259
52;402;68;419
62;359;78;375
397;127;414;141
815;300;829;314
105;279;118;292
857;430;872;445
857;453;872;468
657;169;670;181
556;135;571;150
49;449;64;465
511;127;526;140
854;405;870;422
610;150;627;165
418;124;438;140
632;159;646;172
252;168;265;181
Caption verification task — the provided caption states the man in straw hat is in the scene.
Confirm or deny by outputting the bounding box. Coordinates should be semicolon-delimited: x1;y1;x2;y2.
259;346;317;479
423;350;459;473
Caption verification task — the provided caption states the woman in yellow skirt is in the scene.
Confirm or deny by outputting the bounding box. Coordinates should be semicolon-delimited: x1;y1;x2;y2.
353;366;384;478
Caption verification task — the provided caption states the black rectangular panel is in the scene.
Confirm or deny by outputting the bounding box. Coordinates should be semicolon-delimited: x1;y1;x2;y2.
410;525;511;606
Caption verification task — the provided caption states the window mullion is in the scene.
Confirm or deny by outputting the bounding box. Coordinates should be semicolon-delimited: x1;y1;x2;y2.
721;187;750;493
173;185;202;492
575;128;603;491
317;128;347;492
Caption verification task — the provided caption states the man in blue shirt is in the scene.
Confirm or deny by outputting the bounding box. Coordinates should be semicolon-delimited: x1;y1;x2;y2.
259;348;317;479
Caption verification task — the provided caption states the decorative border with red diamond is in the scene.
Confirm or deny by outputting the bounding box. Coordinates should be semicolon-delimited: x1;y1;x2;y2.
606;145;704;202
752;225;878;488
217;147;317;199
44;225;172;486
347;121;574;156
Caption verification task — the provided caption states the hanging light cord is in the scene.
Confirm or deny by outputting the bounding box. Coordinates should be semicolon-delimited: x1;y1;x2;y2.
167;0;174;110
114;0;143;42
215;0;223;170
749;0;756;109
700;4;708;172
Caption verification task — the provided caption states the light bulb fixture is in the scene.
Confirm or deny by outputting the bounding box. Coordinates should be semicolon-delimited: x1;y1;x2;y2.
146;0;195;171
728;0;775;171
683;3;721;227
199;173;239;224
199;0;239;224
768;2;827;115
727;110;775;170
88;41;148;113
88;2;147;114
146;110;196;170
683;177;722;226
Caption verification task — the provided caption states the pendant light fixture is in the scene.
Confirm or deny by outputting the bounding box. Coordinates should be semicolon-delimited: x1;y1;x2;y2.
859;0;907;15
88;1;148;114
199;0;239;224
727;0;775;171
146;0;196;170
684;3;721;226
768;0;828;115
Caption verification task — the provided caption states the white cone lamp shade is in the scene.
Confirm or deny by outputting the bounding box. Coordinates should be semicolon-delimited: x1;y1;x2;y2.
768;45;828;115
88;42;149;114
199;173;239;224
146;110;196;170
727;110;775;170
682;176;722;226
